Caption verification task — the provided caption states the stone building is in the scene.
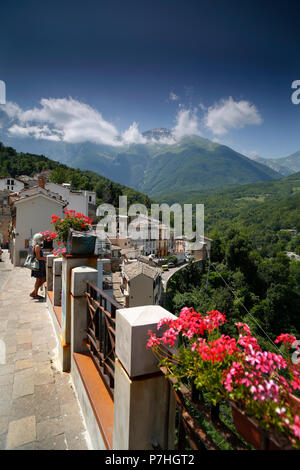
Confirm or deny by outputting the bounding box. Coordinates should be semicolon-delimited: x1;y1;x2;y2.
120;261;162;308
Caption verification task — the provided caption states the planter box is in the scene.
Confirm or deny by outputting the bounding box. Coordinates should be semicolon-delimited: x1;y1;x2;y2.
231;402;294;450
67;229;96;255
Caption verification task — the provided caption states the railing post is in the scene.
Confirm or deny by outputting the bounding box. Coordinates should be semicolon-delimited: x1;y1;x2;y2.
113;305;177;450
70;267;98;357
46;254;55;292
53;258;62;306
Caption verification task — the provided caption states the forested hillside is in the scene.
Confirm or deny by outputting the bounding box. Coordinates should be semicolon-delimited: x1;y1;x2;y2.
0;142;153;207
160;171;300;257
166;172;300;349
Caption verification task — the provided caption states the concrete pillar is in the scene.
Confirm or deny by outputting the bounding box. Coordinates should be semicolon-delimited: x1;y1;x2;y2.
60;254;98;371
113;305;177;450
70;266;97;356
53;258;62;306
46;254;55;291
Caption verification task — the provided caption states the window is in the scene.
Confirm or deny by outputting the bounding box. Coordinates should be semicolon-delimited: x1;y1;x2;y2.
89;196;92;202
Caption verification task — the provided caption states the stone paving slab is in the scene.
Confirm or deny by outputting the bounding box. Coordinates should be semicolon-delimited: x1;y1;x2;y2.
0;251;90;450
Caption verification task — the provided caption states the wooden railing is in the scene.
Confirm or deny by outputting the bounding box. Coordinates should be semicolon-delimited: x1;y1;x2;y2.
85;281;123;400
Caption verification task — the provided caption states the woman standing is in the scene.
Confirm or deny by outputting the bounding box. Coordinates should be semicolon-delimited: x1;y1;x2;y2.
30;233;46;300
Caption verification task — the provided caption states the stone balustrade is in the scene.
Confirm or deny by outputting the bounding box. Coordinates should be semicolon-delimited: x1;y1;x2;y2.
113;305;177;450
45;255;177;450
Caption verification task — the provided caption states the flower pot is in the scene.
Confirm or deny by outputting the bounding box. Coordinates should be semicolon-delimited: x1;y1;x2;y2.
67;228;96;255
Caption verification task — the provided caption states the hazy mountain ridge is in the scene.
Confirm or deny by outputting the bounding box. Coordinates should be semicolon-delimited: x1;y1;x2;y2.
250;152;300;177
275;151;300;173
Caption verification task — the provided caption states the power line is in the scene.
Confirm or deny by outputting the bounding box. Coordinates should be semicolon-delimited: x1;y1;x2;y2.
204;246;282;354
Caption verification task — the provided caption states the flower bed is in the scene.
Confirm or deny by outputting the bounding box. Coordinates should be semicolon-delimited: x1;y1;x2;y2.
147;308;300;450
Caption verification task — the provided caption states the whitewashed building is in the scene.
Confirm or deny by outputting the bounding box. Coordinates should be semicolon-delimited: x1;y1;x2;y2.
129;214;158;256
0;177;24;193
45;182;96;217
10;187;66;266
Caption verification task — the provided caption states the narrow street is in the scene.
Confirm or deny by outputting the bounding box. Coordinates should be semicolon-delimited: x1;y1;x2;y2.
161;262;188;290
0;250;90;450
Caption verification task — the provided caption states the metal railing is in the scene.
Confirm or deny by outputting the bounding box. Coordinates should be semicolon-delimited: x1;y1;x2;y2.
85;281;123;400
161;367;295;450
161;367;250;450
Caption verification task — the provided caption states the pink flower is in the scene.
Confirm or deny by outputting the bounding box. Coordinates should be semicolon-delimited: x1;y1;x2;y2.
236;322;252;336
290;415;300;438
147;331;161;349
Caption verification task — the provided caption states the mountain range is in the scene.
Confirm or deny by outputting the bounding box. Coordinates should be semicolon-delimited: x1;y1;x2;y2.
250;152;300;177
0;120;283;199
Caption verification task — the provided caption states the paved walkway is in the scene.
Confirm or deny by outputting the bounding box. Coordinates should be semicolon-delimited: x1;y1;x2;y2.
0;250;90;450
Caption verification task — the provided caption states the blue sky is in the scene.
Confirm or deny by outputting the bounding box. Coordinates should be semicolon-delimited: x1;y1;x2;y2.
0;0;300;158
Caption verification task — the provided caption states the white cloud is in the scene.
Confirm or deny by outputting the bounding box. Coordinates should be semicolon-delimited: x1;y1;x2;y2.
169;91;179;101
1;95;263;147
203;97;262;135
172;108;202;140
2;102;23;119
121;122;147;144
3;97;202;146
4;98;121;146
149;135;176;145
8;124;63;141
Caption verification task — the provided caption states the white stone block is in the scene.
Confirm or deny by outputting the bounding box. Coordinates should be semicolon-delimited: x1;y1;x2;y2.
46;254;55;267
71;266;98;297
116;305;177;378
71;296;89;354
53;257;62;275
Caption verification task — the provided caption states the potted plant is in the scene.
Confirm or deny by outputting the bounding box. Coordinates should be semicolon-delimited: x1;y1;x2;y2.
147;308;300;450
50;210;96;255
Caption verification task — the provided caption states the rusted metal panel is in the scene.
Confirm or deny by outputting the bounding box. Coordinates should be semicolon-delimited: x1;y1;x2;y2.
85;281;123;400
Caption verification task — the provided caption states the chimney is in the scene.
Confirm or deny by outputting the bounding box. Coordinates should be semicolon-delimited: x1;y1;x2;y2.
38;175;46;189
